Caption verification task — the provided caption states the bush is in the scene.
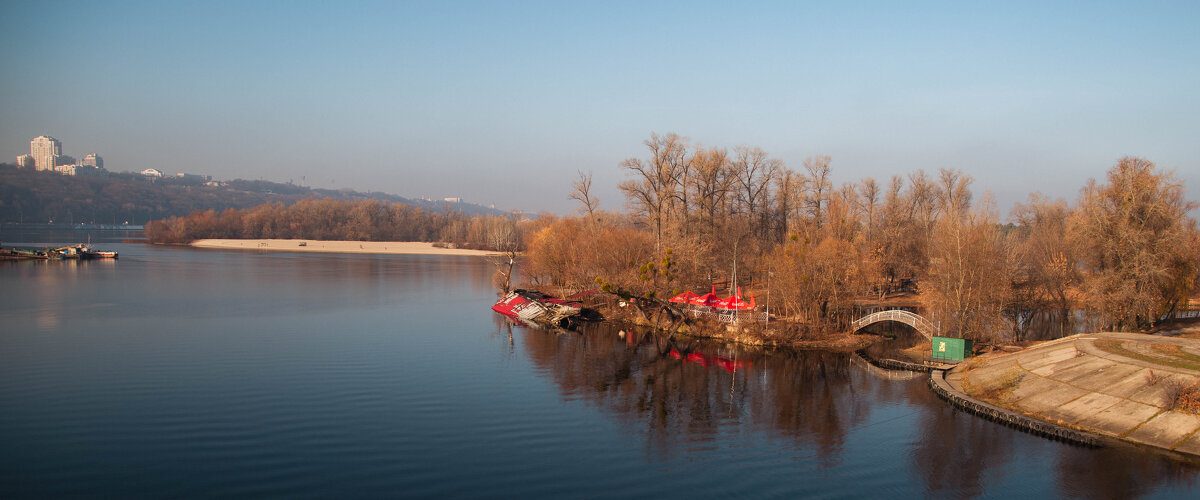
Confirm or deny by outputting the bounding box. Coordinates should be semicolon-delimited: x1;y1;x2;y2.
1163;377;1200;413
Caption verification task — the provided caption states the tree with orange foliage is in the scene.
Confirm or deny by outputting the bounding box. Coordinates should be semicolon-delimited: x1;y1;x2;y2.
1070;157;1199;330
1009;194;1078;339
768;234;873;328
925;190;1013;341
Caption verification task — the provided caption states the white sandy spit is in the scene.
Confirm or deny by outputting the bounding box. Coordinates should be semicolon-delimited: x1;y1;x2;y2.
188;239;502;256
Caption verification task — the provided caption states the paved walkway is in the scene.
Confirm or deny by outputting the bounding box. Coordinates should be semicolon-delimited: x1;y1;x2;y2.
946;332;1200;457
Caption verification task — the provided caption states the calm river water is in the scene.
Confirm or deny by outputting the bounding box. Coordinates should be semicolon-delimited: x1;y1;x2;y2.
2;227;1198;498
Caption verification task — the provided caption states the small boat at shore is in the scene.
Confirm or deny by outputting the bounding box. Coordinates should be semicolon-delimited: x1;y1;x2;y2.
0;247;58;260
56;244;118;259
492;289;587;329
0;243;117;260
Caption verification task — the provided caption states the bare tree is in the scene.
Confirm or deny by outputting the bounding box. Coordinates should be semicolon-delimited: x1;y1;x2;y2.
569;170;599;222
926;197;1012;341
619;133;690;296
774;168;799;242
907;169;937;234
936;168;973;217
732;145;781;238
688;146;733;238
823;183;862;242
801;155;832;230
873;175;927;291
858;177;880;237
1010;194;1077;338
669;145;694;230
619;132;689;255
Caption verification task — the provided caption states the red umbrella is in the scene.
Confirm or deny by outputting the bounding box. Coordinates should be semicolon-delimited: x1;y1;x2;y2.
690;285;722;308
669;291;700;303
717;287;756;310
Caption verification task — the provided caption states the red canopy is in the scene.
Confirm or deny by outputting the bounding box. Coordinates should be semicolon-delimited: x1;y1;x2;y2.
669;291;700;303
689;285;722;308
716;287;756;310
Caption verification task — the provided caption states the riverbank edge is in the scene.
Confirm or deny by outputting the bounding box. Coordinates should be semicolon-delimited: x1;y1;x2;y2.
184;239;503;256
610;313;882;351
939;333;1200;461
605;318;881;351
929;368;1103;447
853;347;1104;446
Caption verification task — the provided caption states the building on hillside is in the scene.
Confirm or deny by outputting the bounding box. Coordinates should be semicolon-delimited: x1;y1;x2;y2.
443;197;462;203
141;168;165;178
54;164;104;176
83;153;103;168
22;136;107;176
30;135;61;172
176;172;211;181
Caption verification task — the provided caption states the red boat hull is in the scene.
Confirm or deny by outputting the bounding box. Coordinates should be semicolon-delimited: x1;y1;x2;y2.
492;289;584;328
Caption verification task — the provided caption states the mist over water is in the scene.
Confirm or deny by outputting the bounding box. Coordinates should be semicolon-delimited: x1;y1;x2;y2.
1;227;1197;498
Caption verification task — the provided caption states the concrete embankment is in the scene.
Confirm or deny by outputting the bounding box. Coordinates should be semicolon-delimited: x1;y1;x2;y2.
944;332;1200;457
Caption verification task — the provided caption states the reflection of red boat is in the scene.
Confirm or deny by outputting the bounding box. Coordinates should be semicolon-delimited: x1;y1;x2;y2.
669;349;751;372
492;289;584;329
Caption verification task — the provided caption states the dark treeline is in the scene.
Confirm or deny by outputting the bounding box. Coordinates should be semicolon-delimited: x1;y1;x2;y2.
0;164;499;225
523;132;1200;340
0;164;284;225
145;197;540;251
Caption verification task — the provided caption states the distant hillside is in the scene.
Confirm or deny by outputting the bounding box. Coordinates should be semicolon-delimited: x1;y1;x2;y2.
0;164;503;225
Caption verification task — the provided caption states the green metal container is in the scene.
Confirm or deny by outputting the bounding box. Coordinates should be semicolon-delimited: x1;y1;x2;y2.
931;336;973;362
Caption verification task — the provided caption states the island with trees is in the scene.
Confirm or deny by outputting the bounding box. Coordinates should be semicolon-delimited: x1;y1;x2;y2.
137;133;1199;348
519;133;1198;347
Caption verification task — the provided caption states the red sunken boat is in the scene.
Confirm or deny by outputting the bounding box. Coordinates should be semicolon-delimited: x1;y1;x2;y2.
492;289;585;329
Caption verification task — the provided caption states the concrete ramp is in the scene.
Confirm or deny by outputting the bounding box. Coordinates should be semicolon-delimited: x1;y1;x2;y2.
947;332;1200;458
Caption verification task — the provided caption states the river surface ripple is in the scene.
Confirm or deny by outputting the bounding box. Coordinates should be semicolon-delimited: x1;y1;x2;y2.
1;228;1197;498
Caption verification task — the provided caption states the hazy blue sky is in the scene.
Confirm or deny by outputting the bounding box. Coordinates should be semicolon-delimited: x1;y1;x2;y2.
3;1;1197;215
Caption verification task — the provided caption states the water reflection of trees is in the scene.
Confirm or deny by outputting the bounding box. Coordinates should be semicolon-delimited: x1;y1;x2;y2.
517;323;1200;496
518;324;875;461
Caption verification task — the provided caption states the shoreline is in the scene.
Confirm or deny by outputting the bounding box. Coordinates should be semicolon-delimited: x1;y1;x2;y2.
188;239;503;257
944;332;1200;459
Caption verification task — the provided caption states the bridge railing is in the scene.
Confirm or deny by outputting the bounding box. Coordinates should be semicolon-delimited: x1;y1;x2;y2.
852;309;938;337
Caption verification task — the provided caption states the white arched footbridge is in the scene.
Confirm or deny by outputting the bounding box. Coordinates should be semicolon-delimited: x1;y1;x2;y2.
851;309;939;339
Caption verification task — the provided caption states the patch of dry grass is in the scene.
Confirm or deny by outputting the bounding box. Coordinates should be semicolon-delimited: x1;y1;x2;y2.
1094;339;1200;371
970;367;1026;405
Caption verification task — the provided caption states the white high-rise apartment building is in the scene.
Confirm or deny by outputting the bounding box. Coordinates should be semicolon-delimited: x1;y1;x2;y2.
83;153;103;168
30;135;61;172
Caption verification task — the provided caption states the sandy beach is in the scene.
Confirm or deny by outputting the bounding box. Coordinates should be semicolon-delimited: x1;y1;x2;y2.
189;239;503;256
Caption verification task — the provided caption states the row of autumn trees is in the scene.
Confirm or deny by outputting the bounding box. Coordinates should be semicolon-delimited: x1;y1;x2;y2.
145;198;531;251
523;132;1200;341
